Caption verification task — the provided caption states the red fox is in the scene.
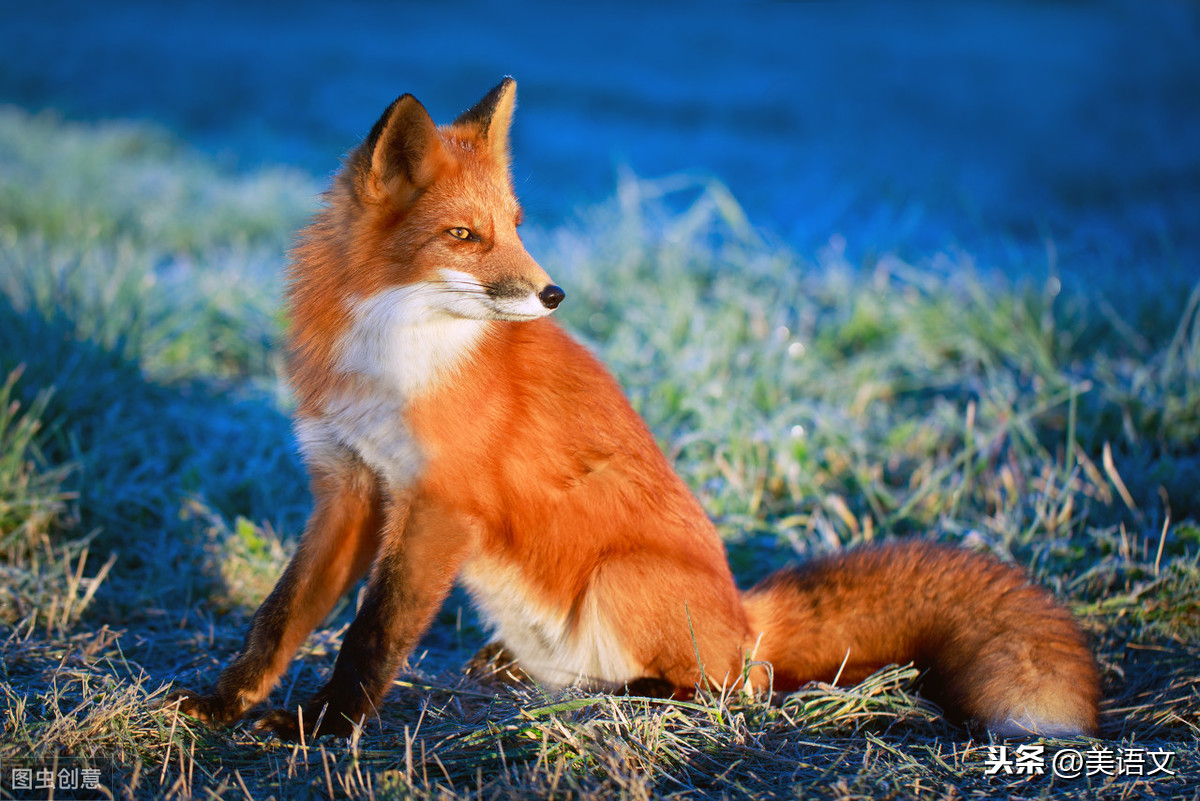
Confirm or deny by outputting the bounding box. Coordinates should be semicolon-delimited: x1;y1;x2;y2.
171;79;1100;740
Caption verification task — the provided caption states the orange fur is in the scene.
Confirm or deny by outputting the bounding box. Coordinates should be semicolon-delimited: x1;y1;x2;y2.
743;543;1099;734
172;79;1099;739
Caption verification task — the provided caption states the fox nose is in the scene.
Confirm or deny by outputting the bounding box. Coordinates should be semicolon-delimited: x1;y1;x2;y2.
538;285;565;310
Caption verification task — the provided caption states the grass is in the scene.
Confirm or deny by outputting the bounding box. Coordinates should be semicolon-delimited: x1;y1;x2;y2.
0;106;1197;799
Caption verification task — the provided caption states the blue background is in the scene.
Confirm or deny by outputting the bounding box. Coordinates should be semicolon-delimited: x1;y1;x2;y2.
3;0;1197;289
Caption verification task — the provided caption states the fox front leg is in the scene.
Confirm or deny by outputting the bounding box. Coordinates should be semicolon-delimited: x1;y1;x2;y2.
253;493;474;740
168;462;383;724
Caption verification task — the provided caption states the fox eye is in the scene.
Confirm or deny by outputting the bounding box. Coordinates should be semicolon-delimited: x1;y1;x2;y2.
447;227;474;241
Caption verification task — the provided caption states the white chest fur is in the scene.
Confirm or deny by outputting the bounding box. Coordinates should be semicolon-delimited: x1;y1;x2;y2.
296;284;487;485
338;285;487;397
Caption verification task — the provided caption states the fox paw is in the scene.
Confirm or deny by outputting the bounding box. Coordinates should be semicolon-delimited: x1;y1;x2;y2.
252;706;363;741
465;642;529;686
161;688;244;726
251;709;306;741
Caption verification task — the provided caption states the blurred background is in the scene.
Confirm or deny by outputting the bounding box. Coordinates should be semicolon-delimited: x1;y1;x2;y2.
4;0;1197;291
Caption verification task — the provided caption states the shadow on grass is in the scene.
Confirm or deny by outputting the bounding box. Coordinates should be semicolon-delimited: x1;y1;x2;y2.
0;296;307;611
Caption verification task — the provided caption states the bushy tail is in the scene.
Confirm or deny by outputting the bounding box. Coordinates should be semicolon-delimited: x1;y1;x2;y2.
741;541;1099;736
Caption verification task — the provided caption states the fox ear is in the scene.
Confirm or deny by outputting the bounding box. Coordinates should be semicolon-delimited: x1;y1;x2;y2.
358;93;452;205
452;77;517;170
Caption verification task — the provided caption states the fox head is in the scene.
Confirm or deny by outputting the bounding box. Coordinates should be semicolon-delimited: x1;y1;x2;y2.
332;77;563;322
